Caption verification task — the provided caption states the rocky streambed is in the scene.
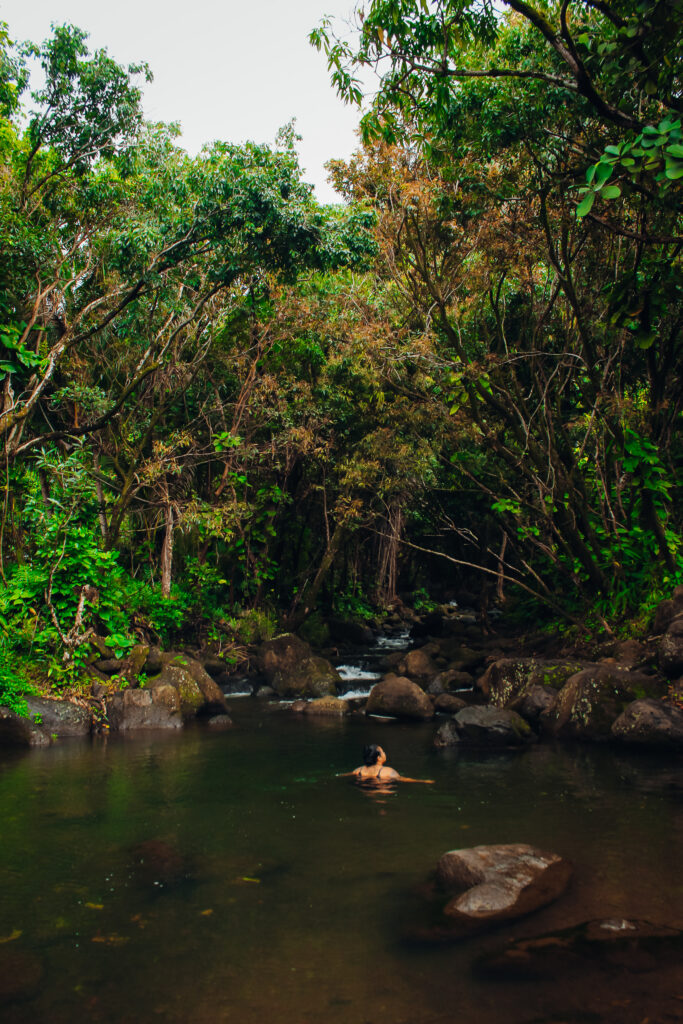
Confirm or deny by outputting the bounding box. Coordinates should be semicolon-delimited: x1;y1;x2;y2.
2;588;683;751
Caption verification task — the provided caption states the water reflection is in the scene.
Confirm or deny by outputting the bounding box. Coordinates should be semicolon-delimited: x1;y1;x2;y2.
0;705;682;1023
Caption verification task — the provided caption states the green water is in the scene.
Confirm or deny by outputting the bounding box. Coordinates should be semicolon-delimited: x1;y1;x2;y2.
1;701;682;1023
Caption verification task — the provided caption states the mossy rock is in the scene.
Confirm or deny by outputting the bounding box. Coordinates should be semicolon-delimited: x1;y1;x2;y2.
544;666;667;741
479;658;586;708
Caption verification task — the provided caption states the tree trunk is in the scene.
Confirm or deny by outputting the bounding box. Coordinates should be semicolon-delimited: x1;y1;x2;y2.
285;522;345;631
160;485;174;598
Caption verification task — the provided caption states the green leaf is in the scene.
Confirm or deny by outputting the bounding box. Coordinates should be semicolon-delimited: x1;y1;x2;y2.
601;185;621;199
595;161;614;185
576;191;596;217
664;159;683;179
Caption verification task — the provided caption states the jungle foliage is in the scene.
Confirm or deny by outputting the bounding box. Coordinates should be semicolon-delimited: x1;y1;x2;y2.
1;4;682;705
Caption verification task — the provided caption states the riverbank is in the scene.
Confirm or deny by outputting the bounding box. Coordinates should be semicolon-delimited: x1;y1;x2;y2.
2;588;683;752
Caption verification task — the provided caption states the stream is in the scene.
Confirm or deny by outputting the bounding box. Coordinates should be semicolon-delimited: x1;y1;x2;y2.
1;649;682;1023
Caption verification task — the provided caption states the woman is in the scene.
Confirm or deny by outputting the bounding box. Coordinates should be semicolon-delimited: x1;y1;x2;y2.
347;744;434;784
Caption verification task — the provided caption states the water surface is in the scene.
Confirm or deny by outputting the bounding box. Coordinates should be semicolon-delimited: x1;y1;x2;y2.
1;702;682;1023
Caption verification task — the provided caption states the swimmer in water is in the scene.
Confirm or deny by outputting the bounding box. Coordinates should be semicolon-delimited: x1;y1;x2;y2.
341;744;434;784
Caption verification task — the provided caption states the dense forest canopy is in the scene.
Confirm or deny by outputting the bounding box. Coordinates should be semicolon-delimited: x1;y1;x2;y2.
1;2;681;707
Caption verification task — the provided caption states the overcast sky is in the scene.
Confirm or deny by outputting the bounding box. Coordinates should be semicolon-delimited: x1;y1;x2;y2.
0;0;368;203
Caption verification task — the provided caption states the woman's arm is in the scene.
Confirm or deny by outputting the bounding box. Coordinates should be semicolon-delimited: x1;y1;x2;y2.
397;776;434;784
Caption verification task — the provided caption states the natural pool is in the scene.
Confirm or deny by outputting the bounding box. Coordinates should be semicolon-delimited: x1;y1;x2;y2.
1;700;682;1023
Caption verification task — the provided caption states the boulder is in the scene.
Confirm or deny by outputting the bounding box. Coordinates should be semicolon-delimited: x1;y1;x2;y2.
611;698;683;748
257;634;341;698
544;665;667;741
24;696;92;737
428;669;475;696
658;615;683;678
478;657;585;705
611;639;646;665
0;707;51;747
366;675;433;720
433;639;485;673
144;645;164;675
105;685;182;731
303;696;350;717
206;713;233;729
434;694;468;715
147;654;229;717
434;706;535;747
399;647;439;682
515;684;558;725
475;918;683;980
129;643;151;677
435;843;572;933
652;585;683;635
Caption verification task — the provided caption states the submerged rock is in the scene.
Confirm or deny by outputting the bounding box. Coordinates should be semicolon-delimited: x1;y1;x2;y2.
303;696;350;716
611;698;683;748
475;918;683;979
435;843;572;933
206;713;234;729
434;707;535;747
366;675;433;720
130;839;193;887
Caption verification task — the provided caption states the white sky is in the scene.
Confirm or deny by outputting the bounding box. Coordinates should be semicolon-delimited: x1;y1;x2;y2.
0;0;367;203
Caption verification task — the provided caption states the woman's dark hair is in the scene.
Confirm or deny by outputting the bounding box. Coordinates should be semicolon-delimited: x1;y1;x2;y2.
363;744;381;766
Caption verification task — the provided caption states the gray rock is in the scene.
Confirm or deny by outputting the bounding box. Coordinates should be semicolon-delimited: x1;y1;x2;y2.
399;647;439;682
478;657;586;705
435;706;535;747
544;665;667;741
0;707;51;747
303;696;350;716
366;675;433;720
257;634;341;698
24;696;92;737
105;685;182;731
434;694;468;715
147;654;229;717
255;685;276;699
435;843;572;932
206;713;233;729
658;615;683;678
611;698;683;748
428;669;475;696
516;684;558;724
652;585;683;635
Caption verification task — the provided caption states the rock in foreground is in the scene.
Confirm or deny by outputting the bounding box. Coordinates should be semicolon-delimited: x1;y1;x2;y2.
435;843;572;932
476;917;683;979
